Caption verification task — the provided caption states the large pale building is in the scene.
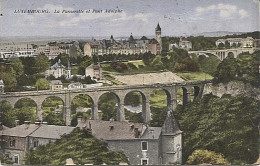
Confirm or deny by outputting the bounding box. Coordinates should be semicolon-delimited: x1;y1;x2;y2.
36;45;65;59
85;64;103;80
84;24;162;57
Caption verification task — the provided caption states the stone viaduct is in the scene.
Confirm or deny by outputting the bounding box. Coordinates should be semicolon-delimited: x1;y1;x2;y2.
0;80;210;125
189;48;257;60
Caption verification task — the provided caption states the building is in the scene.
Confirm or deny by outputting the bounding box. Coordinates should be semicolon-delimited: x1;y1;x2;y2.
77;112;182;165
83;24;162;57
215;37;257;48
0;80;4;93
0;44;36;59
45;59;71;79
68;82;83;89
169;38;192;51
50;80;63;91
85;64;103;80
179;38;192;50
0;122;74;164
36;45;65;59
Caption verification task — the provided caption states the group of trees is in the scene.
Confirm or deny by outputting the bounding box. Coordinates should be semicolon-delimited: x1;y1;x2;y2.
214;51;260;87
175;94;260;164
142;48;220;74
25;128;128;165
96;53;143;62
0;55;50;91
0;53;96;92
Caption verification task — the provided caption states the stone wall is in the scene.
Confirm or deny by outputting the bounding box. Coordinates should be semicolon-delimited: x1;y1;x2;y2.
203;81;260;100
107;139;160;165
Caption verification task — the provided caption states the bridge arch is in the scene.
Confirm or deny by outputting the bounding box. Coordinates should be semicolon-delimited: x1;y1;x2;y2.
149;88;172;126
124;90;146;123
98;92;121;121
14;98;37;123
227;52;235;58
41;96;65;125
70;94;94;126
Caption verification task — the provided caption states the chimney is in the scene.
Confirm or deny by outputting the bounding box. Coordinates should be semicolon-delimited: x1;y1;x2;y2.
130;124;134;130
109;125;114;130
134;128;139;138
15;120;20;126
77;116;82;125
35;121;41;125
24;121;30;129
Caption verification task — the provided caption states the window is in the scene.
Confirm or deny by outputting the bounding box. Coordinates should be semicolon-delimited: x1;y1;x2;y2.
141;141;148;151
13;154;19;164
10;139;15;147
33;140;39;148
141;158;148;165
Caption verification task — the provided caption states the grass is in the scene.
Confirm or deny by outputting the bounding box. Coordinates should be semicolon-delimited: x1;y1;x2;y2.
176;72;213;81
104;75;124;85
71;66;79;75
101;62;166;75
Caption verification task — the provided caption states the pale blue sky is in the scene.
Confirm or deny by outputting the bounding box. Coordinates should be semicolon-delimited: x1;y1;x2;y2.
0;0;259;37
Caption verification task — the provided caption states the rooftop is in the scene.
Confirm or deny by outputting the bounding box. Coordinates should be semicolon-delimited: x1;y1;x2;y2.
77;120;157;140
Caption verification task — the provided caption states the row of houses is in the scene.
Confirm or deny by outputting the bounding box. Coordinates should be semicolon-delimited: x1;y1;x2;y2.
215;37;259;48
0;112;182;165
83;24;162;56
0;41;82;59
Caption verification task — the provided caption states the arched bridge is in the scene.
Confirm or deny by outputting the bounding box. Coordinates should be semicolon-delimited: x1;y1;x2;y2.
189;48;257;60
0;80;211;125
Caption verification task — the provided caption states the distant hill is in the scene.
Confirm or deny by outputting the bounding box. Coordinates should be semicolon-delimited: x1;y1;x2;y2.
192;31;245;37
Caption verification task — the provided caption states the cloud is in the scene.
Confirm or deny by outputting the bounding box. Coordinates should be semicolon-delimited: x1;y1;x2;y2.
196;3;249;19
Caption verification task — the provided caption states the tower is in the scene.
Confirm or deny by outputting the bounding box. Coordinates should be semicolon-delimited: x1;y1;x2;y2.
155;23;162;52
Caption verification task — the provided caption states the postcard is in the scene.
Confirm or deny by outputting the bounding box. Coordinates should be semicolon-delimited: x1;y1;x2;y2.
0;0;259;165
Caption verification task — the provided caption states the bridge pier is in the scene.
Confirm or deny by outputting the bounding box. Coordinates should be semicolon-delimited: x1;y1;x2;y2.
91;102;99;120
36;104;43;121
183;87;191;105
117;103;125;121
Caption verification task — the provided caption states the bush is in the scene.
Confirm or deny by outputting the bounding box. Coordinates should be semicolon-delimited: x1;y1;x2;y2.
127;63;137;70
187;149;230;165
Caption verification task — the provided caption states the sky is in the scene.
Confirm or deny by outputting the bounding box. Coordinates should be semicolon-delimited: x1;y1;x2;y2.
0;0;259;37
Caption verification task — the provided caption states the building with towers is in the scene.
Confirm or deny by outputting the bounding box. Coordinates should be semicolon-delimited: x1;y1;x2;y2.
155;23;162;51
84;24;162;56
44;59;71;79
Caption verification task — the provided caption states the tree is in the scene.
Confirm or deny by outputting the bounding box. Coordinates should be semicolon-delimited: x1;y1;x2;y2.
0;101;14;127
9;58;24;78
218;42;225;48
175;94;260;164
78;56;92;75
225;40;230;49
142;52;156;66
151;55;164;70
199;56;221;75
33;55;50;73
0;64;17;91
213;55;238;83
35;78;50;90
187;150;229;165
25;128;128;165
